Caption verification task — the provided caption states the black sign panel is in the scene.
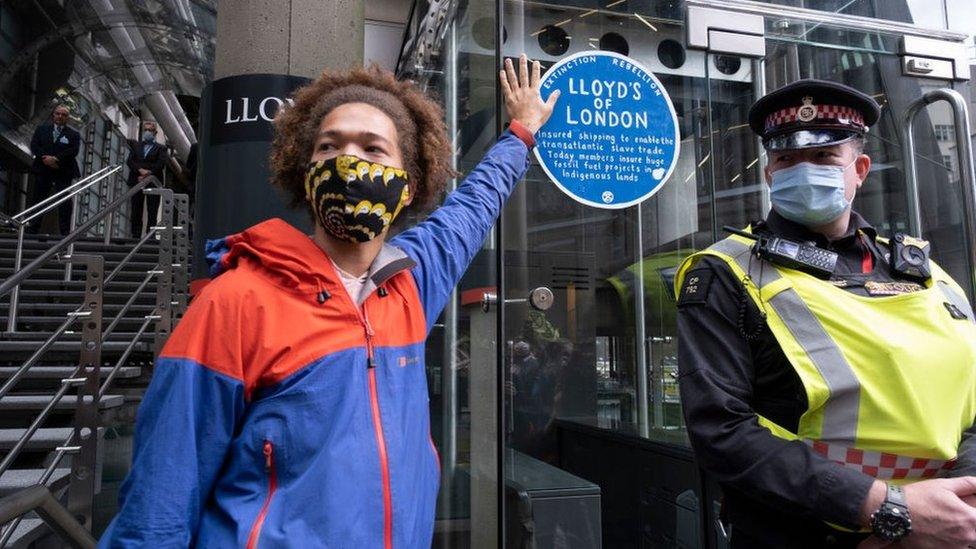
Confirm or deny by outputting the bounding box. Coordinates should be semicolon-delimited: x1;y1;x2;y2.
208;73;310;145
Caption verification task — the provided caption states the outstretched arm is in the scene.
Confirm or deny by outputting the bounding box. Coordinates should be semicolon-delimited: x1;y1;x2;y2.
391;54;559;330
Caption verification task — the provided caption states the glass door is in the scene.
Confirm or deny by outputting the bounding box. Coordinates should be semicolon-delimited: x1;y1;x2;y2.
760;13;968;292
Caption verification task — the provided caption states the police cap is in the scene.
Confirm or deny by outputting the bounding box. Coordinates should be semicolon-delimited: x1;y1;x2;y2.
748;79;881;151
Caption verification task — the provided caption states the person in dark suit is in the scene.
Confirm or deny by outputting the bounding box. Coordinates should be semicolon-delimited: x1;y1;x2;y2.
126;120;169;238
28;104;81;234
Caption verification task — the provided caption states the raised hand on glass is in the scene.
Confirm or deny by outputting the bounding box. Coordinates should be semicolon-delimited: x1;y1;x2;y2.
499;53;560;134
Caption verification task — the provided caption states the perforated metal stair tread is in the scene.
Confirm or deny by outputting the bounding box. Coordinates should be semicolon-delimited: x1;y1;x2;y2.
0;394;125;411
0;428;74;450
0;468;71;497
0;340;153;353
4;516;46;549
0;366;141;380
1;303;155;313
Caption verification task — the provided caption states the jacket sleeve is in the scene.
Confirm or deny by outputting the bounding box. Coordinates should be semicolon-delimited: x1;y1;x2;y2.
151;147;169;179
29;126;44;158
98;283;248;548
677;258;875;529
390;130;530;331
948;421;976;477
125;141;138;177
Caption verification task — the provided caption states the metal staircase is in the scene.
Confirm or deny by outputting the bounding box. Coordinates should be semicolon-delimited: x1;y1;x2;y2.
0;167;190;548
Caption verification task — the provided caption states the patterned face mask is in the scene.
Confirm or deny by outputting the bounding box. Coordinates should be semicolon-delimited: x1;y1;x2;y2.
304;155;410;243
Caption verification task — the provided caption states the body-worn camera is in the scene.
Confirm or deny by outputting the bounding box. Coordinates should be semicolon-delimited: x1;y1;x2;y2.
890;233;931;282
723;226;838;279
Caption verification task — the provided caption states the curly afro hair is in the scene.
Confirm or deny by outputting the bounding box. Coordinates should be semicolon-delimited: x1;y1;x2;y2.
269;65;454;218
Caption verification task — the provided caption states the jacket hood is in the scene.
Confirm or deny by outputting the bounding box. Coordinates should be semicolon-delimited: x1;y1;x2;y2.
205;218;339;293
204;218;416;297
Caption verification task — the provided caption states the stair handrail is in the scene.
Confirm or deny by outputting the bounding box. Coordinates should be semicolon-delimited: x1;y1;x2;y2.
1;176;157;333
0;486;96;549
0;189;190;544
5;166;116;227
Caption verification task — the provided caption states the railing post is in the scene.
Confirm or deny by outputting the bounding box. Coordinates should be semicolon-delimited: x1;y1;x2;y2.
103;170;116;246
6;223;26;333
64;193;81;282
173;194;190;321
65;254;103;535
149;188;175;357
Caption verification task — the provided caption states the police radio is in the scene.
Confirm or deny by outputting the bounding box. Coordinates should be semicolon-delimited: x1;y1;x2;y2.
722;226;838;279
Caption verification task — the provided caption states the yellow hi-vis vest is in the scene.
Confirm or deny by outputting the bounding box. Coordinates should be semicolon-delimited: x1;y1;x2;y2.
675;232;976;484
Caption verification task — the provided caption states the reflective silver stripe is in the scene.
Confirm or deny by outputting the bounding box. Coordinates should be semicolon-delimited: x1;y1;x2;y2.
937;280;976;325
709;237;860;443
707;238;782;288
769;288;861;445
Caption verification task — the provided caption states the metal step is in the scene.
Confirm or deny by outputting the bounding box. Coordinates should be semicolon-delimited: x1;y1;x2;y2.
0;468;71;497
0;249;160;265
3;303;156;314
0;366;141;381
0;316;152;327
0;339;153;354
0;395;125;412
15;289;158;304
0;258;160;272
4;516;47;549
0;230;152;246
0;428;74;451
16;279;160;292
0;268;155;282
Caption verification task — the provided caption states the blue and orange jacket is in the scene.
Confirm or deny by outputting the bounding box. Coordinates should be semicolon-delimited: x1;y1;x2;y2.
99;131;531;548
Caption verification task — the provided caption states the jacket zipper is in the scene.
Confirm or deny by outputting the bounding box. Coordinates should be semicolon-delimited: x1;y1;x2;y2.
362;309;394;549
245;441;277;549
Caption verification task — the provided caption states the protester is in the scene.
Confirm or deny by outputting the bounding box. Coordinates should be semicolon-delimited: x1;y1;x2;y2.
99;55;558;547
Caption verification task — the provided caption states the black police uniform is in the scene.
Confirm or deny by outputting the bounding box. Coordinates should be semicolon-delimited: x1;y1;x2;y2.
676;80;976;548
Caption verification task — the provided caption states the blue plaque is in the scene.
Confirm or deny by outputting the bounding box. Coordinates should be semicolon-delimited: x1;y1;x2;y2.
534;51;680;209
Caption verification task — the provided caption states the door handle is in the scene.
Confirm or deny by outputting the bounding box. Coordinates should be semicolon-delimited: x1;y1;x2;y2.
481;287;554;312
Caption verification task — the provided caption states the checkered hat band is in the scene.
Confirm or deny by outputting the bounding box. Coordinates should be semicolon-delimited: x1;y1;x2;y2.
807;440;956;480
765;105;865;131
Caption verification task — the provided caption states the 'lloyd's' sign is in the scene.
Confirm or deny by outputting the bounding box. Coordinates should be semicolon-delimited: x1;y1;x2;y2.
534;51;680;209
208;74;310;145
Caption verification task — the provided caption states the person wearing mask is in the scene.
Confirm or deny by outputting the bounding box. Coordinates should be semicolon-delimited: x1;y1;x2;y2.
126;120;169;238
28;104;80;235
675;80;976;548
99;56;558;547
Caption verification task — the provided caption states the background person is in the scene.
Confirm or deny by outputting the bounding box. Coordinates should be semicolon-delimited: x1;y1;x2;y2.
126;120;168;238
28;104;80;235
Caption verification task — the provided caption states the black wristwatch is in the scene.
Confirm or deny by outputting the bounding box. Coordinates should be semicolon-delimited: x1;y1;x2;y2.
870;483;912;541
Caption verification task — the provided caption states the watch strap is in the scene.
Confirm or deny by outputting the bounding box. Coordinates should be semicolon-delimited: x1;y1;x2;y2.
886;483;908;510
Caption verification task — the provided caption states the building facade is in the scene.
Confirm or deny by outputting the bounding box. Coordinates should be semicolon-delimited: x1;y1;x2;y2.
395;0;976;546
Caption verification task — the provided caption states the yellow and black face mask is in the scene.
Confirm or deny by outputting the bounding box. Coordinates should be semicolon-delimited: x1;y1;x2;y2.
304;155;410;243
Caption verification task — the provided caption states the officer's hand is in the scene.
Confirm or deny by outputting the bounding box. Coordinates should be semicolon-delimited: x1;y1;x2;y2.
499;54;560;135
899;477;976;548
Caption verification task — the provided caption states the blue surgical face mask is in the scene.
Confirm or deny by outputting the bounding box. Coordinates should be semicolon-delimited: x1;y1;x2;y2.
142;131;155;143
770;160;857;226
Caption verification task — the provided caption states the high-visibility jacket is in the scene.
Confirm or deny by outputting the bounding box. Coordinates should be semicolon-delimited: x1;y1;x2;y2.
675;231;976;484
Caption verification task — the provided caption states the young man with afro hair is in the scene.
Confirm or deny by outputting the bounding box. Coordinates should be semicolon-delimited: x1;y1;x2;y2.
99;55;558;548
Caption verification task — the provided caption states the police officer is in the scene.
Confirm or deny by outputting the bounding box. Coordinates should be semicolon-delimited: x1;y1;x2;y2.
675;79;976;548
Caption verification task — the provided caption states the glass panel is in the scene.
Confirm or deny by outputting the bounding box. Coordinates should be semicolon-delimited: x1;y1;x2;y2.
399;2;502;547
764;16;968;293
752;0;947;29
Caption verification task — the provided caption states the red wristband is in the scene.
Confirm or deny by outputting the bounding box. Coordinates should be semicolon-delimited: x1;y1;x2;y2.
509;119;536;148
